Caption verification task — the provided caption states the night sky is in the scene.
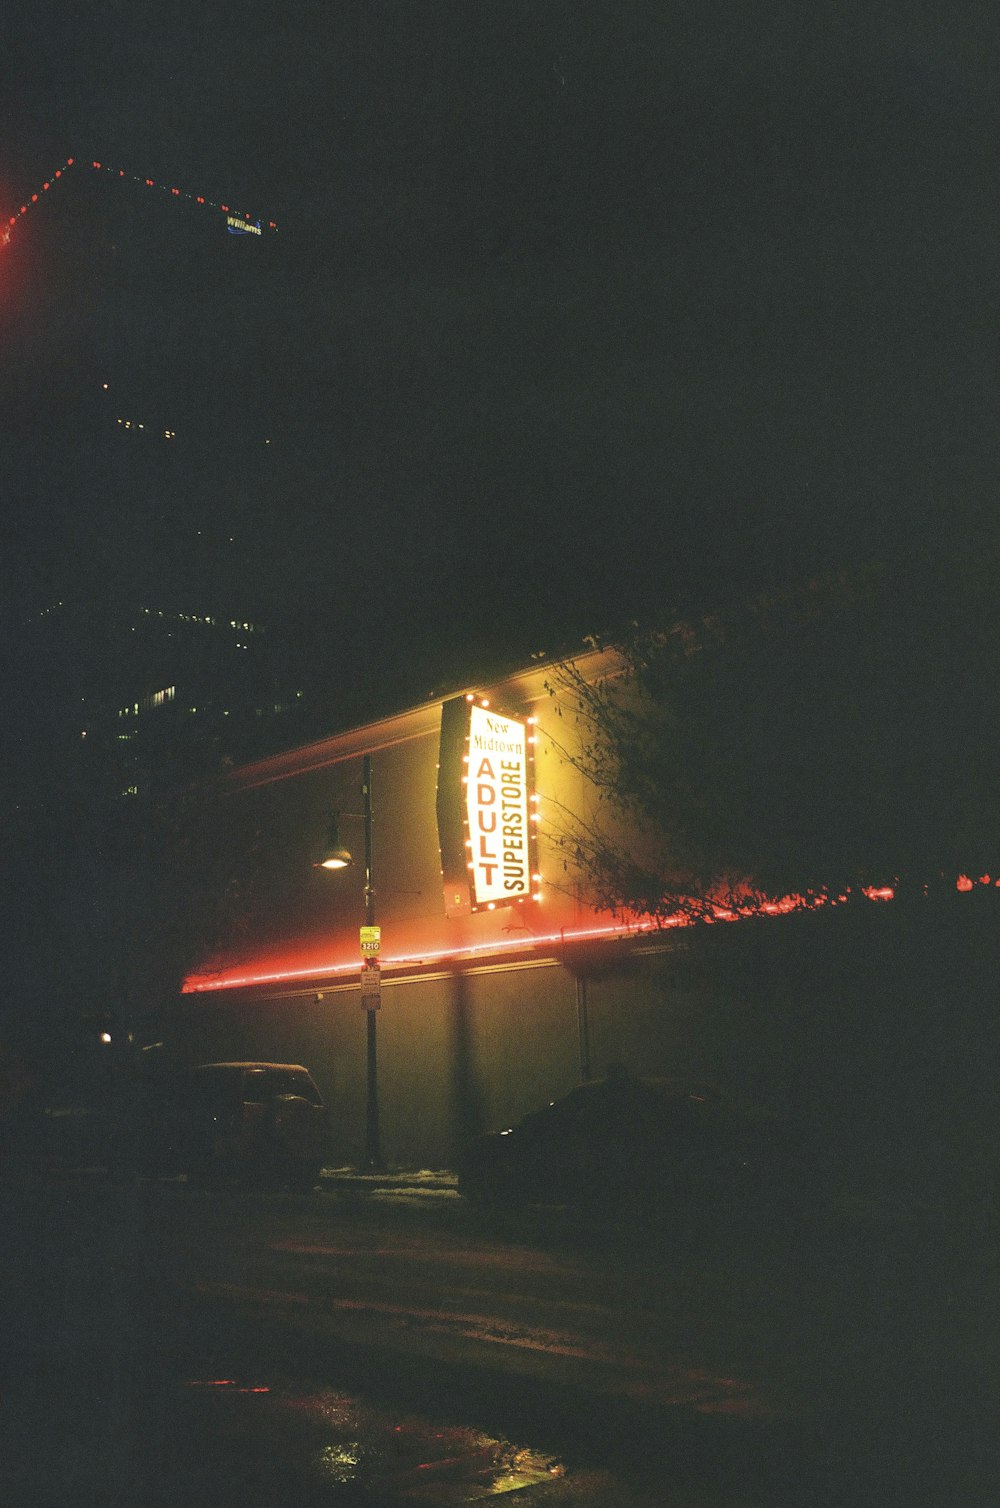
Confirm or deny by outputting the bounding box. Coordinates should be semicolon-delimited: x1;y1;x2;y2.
3;3;998;676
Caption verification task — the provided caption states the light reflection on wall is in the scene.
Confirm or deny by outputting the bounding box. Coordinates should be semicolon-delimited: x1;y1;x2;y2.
181;652;992;1001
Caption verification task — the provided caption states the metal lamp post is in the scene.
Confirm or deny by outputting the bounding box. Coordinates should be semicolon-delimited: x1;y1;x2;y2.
318;752;384;1172
359;755;383;1171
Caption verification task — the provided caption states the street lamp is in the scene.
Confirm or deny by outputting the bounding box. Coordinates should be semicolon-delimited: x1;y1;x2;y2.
316;753;384;1171
317;817;353;871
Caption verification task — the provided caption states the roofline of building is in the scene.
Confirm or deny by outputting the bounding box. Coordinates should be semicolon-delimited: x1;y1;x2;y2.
226;645;623;790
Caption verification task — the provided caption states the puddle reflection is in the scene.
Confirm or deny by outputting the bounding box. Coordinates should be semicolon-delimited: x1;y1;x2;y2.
181;1373;658;1503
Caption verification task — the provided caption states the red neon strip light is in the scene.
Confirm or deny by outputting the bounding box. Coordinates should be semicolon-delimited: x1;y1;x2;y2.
181;879;963;997
183;918;665;993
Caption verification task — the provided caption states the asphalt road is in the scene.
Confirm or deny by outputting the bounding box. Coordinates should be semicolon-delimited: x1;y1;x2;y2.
0;1175;995;1505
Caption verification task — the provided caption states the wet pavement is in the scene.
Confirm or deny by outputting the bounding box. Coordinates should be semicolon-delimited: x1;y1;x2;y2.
0;1174;751;1505
1;1170;997;1505
3;1361;668;1505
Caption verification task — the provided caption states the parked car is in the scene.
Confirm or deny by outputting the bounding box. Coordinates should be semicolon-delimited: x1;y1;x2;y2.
456;1070;818;1224
155;1062;331;1191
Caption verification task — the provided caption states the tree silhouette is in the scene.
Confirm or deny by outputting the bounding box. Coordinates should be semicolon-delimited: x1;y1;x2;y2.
545;556;1000;921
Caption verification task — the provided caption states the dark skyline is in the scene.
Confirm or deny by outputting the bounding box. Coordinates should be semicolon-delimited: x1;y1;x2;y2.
3;3;998;676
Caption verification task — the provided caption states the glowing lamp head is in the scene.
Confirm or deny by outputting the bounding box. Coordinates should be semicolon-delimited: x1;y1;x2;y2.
318;850;352;870
316;814;353;871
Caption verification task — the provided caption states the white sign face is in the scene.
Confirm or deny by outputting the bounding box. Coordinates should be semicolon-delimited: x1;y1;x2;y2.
465;705;531;906
360;959;381;1008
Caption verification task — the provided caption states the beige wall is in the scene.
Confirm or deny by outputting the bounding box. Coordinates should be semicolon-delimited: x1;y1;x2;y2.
172;654;999;1198
176;958;586;1166
186;651;627;993
175;649;727;1164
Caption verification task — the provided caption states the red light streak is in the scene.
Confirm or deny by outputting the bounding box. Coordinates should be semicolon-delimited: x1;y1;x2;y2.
180;873;988;999
187;1379;271;1393
2;154;277;244
2;157;75;240
88;158;275;229
183;918;666;993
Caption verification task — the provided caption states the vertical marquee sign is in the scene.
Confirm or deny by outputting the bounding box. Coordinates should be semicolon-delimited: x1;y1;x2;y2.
437;696;538;917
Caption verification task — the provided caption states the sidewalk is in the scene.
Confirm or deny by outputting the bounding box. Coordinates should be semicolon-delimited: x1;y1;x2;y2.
319;1165;459;1198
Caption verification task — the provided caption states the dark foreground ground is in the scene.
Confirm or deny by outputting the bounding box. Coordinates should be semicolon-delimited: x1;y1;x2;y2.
0;1171;996;1506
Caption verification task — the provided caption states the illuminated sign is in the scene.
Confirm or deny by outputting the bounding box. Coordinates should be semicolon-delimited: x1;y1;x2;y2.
437;696;537;916
226;214;262;236
466;704;531;907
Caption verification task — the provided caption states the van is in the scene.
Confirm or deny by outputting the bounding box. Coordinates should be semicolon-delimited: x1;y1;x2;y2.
168;1062;330;1190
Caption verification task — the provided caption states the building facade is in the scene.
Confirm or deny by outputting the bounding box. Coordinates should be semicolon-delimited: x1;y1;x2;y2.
172;646;1000;1209
177;648;696;1166
10;596;300;803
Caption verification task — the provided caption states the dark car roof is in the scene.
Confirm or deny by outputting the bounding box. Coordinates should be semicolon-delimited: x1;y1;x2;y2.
554;1077;724;1109
189;1062;313;1075
510;1077;774;1136
571;1076;720;1097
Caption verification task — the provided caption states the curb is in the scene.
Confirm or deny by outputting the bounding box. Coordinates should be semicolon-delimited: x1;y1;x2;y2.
319;1167;459;1195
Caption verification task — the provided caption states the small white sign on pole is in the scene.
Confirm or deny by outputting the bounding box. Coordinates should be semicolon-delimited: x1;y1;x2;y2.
360;959;382;1009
